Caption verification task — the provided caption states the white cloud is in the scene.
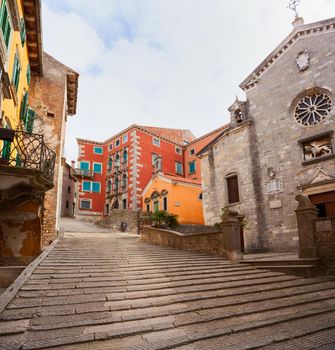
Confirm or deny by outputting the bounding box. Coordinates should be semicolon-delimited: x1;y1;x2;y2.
42;0;335;162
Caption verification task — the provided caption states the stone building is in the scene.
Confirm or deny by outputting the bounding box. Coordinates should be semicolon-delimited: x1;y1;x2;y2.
199;17;335;253
29;52;78;244
60;160;77;217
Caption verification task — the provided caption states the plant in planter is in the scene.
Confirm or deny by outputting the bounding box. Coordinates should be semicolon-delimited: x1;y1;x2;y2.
141;210;179;229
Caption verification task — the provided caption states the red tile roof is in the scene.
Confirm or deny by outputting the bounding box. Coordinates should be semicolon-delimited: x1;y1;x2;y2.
161;173;201;185
139;126;196;144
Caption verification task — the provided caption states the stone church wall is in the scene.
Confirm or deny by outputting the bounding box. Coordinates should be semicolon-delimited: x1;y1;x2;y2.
245;30;335;251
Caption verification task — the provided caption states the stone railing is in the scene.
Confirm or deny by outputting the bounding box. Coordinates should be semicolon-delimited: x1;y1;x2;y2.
141;208;243;261
97;209;140;233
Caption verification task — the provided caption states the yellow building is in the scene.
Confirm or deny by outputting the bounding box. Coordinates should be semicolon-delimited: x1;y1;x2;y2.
142;173;205;224
0;0;37;134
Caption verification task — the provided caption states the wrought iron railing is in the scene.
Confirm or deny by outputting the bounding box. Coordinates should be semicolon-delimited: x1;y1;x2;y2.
0;128;56;183
74;168;93;177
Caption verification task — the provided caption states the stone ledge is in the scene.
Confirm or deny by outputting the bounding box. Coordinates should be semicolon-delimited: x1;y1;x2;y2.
140;226;226;257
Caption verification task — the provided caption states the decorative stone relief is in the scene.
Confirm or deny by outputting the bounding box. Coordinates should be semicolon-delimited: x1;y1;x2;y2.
296;50;309;71
302;136;333;160
265;179;283;194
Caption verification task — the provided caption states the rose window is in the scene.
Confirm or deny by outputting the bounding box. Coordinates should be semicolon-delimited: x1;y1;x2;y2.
294;92;332;126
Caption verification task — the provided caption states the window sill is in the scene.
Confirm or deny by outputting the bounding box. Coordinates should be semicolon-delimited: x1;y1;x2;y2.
302;153;335;166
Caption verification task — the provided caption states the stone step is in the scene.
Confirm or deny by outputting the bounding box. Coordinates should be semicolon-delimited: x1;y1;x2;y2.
254;265;320;277
240;258;320;266
17;300;335;349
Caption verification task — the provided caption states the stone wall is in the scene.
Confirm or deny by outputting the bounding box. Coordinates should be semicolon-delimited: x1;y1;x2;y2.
201;23;335;253
314;217;335;262
97;209;140;233
141;226;225;256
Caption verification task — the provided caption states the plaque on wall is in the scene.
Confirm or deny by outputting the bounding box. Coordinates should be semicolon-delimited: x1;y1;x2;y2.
265;179;283;194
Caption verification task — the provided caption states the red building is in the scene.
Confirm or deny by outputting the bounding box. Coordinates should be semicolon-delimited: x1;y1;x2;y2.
75;124;226;219
76;125;195;218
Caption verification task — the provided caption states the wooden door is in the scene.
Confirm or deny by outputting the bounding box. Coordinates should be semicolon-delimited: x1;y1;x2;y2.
309;191;335;217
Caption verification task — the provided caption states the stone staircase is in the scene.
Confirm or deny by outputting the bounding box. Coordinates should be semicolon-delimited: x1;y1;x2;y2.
1;233;335;349
240;256;321;277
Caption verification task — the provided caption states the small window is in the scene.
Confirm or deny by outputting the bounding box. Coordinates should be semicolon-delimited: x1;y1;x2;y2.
115;139;120;147
0;1;12;48
175;146;182;155
175;162;183;175
80;161;90;171
66;200;69;209
122;198;127;209
92;182;101;193
93;146;103;154
108;143;113;151
153;200;159;212
82;181;91;192
189;161;196;174
93;163;102;173
146;204;150;212
26;63;31;85
12;53;21;92
80;199;91;209
122;134;128;143
189;148;195;155
20;17;26;47
163;197;168;211
67;186;71;194
123;149;128;164
153;137;160;147
226;174;240;204
152;153;158;165
199;193;203;200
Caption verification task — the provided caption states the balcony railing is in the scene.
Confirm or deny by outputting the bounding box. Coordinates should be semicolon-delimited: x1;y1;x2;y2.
0;128;56;183
74;168;93;178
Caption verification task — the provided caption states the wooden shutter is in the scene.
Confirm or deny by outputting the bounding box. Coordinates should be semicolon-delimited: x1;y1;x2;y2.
227;175;240;204
25;107;35;133
20;91;28;121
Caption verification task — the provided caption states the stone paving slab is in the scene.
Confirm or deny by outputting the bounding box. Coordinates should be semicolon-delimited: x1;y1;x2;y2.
1;219;335;349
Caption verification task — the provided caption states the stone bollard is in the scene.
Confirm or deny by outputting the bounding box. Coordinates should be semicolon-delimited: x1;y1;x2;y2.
295;194;318;259
221;208;243;261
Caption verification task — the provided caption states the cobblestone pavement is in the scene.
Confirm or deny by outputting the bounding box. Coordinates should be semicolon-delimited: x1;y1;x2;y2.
1;219;335;350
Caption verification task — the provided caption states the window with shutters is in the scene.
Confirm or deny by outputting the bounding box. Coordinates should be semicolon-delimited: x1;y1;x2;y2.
20;91;28;121
20;17;26;47
226;174;240;204
12;52;20;92
25;107;35;133
0;0;11;48
26;63;31;85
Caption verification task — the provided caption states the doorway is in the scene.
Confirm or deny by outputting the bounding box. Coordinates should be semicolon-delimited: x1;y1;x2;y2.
309;191;335;217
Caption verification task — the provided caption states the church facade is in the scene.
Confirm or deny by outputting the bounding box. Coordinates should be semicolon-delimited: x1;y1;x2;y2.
198;17;335;252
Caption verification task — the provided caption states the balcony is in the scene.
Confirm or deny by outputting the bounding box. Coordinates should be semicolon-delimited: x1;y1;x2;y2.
0;128;56;187
74;168;93;178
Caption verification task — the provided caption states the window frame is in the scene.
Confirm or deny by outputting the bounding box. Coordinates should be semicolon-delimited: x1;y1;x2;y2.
80;199;92;209
0;0;12;49
93;162;102;174
189;148;195;156
175;146;182;155
93;146;103;155
175;161;183;175
122;134;128;144
115;139;120;147
189;160;196;174
92;182;101;193
82;181;91;192
225;173;240;204
80;161;90;171
152;137;160;147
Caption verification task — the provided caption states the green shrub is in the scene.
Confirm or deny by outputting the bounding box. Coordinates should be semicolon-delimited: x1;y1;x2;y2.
141;210;179;228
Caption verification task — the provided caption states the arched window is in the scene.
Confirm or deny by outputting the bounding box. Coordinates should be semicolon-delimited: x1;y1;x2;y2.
107;156;113;170
115;153;120;168
122;174;127;189
123;149;128;164
114;176;119;193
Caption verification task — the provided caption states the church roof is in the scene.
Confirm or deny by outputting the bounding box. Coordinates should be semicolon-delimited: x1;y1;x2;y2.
240;17;335;91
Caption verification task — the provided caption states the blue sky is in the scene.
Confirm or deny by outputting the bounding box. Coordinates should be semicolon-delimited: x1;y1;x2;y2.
42;0;335;163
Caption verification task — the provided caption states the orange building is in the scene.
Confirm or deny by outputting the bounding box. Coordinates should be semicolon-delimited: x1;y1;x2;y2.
142;173;204;224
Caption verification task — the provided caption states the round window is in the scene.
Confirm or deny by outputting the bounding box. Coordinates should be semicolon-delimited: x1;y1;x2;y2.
294;92;332;126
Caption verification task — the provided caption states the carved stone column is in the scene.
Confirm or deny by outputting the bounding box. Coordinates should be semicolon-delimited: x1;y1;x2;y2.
221;208;243;261
295;194;318;259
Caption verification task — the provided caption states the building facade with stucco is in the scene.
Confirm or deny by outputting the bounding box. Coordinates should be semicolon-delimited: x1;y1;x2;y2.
199;17;335;253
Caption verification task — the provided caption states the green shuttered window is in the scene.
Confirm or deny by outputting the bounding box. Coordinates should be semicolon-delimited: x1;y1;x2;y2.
0;0;11;48
12;53;20;92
